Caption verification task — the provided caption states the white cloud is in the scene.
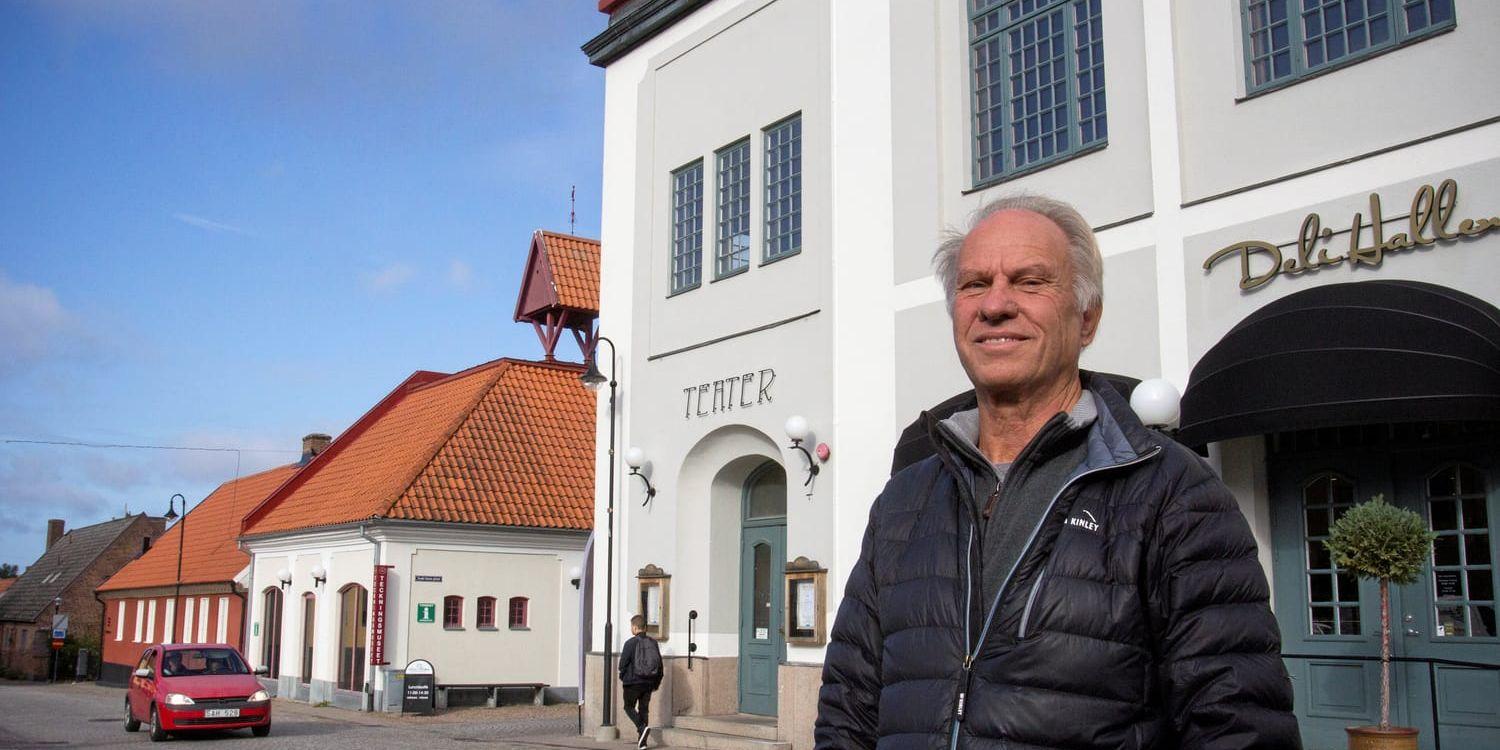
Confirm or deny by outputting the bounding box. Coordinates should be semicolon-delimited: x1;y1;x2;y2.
448;259;474;291
0;271;79;374
362;262;416;294
173;212;252;236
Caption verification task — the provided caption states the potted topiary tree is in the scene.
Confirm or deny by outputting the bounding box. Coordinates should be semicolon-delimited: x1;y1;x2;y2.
1323;494;1436;750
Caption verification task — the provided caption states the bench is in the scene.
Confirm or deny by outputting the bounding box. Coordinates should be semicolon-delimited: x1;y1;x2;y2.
435;682;549;708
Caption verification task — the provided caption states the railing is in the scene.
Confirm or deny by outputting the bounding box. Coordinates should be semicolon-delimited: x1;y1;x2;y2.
1280;652;1500;750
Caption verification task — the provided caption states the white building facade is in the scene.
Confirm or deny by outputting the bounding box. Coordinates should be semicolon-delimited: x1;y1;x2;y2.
243;522;585;711
583;1;1500;748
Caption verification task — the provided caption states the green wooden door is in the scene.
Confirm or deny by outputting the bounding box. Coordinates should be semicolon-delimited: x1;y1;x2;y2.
738;461;787;717
1272;435;1500;750
1391;448;1500;750
1271;452;1400;750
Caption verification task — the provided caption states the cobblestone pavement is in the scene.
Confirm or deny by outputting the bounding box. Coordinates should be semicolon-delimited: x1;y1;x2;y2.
0;681;641;750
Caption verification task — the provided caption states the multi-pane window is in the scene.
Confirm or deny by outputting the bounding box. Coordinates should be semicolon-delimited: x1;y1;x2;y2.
477;596;496;629
260;588;283;677
508;597;529;629
1304;474;1362;636
763;116;802;261
1244;0;1455;92
443;595;463;629
1428;464;1495;639
336;584;367;692
970;0;1106;185
670;160;704;293
715;139;752;278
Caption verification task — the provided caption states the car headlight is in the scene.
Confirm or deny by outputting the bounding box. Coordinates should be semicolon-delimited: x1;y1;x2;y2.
248;690;270;703
164;693;196;706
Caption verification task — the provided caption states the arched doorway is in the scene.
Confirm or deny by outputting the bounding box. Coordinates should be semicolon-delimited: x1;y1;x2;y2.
738;461;787;716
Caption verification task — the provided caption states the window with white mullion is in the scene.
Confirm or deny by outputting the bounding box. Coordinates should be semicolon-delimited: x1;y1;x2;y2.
670;160;704;294
970;0;1105;185
763;115;802;261
715;139;751;279
1242;0;1455;93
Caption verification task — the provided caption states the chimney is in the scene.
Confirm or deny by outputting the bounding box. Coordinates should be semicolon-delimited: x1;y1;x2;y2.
301;433;333;465
46;519;65;550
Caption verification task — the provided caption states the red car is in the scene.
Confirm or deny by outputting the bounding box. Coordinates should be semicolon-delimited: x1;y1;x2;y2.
123;643;272;741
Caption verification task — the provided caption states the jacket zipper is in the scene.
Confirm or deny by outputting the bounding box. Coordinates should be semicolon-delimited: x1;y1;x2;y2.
959;444;1164;703
1016;567;1048;639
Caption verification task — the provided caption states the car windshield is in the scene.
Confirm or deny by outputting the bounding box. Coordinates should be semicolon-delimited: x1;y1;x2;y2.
161;648;249;677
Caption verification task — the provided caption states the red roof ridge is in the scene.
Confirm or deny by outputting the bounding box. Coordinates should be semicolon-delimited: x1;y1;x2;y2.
373;364;511;519
240;370;449;535
535;228;600;244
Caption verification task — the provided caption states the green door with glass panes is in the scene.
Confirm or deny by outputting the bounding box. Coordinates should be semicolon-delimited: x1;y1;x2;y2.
738;461;787;717
1270;434;1500;750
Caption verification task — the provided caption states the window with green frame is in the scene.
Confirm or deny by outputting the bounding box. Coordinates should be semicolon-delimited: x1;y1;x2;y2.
1243;0;1456;94
969;0;1106;187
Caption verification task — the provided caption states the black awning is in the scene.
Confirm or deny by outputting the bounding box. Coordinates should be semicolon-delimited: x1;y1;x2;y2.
1177;280;1500;446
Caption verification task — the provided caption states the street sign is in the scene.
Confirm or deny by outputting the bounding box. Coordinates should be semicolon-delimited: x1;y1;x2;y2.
52;614;69;637
416;603;435;623
402;659;435;715
52;629;65;639
50;638;64;650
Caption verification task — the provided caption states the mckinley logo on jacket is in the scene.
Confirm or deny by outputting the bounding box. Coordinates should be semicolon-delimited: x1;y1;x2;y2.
1064;509;1100;533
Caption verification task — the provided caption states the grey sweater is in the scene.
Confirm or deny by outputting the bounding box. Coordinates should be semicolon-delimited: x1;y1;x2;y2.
937;391;1097;607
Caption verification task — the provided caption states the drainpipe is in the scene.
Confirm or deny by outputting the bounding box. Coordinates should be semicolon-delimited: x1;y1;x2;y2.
358;524;382;712
229;582;246;650
92;591;107;682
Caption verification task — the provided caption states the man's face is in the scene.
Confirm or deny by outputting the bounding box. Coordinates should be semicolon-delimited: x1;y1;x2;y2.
950;209;1099;401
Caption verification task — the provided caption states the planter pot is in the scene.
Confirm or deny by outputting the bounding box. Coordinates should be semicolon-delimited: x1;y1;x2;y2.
1346;725;1419;750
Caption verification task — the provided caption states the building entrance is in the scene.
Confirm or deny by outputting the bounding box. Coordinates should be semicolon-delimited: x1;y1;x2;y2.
738;461;786;717
1269;425;1500;750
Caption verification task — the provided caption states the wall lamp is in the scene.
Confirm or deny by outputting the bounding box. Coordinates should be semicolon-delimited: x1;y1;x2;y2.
784;415;823;497
569;566;583;589
1130;378;1182;431
276;569;292;591
623;447;657;507
310;565;327;588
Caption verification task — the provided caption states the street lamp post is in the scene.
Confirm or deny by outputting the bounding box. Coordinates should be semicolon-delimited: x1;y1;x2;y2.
580;336;618;739
50;597;61;683
163;493;186;643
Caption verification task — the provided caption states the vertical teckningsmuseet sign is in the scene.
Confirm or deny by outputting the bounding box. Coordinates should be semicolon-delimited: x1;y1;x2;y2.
370;564;392;666
682;368;776;419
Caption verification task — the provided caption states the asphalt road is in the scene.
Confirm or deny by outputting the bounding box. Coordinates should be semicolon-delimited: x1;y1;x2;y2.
0;681;619;750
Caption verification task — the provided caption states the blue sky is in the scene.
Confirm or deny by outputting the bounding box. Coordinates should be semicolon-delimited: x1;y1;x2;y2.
0;1;606;569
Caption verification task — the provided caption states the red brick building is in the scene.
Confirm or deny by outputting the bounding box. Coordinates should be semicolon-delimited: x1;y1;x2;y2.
0;515;165;680
96;458;306;685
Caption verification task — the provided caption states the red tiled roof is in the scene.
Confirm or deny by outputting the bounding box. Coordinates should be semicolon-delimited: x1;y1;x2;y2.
98;465;298;592
536;231;600;313
241;358;595;536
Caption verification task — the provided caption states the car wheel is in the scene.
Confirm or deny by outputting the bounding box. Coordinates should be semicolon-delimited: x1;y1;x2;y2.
148;705;168;742
124;700;141;732
251;724;270;738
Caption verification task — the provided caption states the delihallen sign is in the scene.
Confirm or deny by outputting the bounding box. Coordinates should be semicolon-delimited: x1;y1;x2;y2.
1204;178;1498;292
370;564;392;666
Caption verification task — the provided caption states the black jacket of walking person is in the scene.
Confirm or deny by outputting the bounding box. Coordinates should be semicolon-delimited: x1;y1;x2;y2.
814;372;1301;750
619;631;662;691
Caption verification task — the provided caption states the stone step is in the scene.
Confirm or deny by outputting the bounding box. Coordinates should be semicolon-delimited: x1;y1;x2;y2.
654;727;790;750
672;714;779;741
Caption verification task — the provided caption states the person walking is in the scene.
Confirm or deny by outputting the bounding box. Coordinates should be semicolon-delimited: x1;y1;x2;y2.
618;614;663;749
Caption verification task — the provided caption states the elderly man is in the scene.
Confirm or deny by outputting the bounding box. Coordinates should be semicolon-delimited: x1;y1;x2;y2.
815;196;1300;749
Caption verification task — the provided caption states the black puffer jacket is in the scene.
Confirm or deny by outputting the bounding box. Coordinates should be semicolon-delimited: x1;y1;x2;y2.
815;374;1300;750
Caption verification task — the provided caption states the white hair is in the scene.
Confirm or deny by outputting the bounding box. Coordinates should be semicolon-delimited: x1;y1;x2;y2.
932;194;1103;315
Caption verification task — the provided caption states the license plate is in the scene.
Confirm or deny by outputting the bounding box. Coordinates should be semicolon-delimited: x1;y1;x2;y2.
203;708;240;718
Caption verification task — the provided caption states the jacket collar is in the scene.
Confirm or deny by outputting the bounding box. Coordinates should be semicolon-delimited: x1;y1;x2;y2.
920;370;1160;481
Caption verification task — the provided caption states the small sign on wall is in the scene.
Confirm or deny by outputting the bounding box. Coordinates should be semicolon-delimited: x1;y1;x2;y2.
417;603;436;623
